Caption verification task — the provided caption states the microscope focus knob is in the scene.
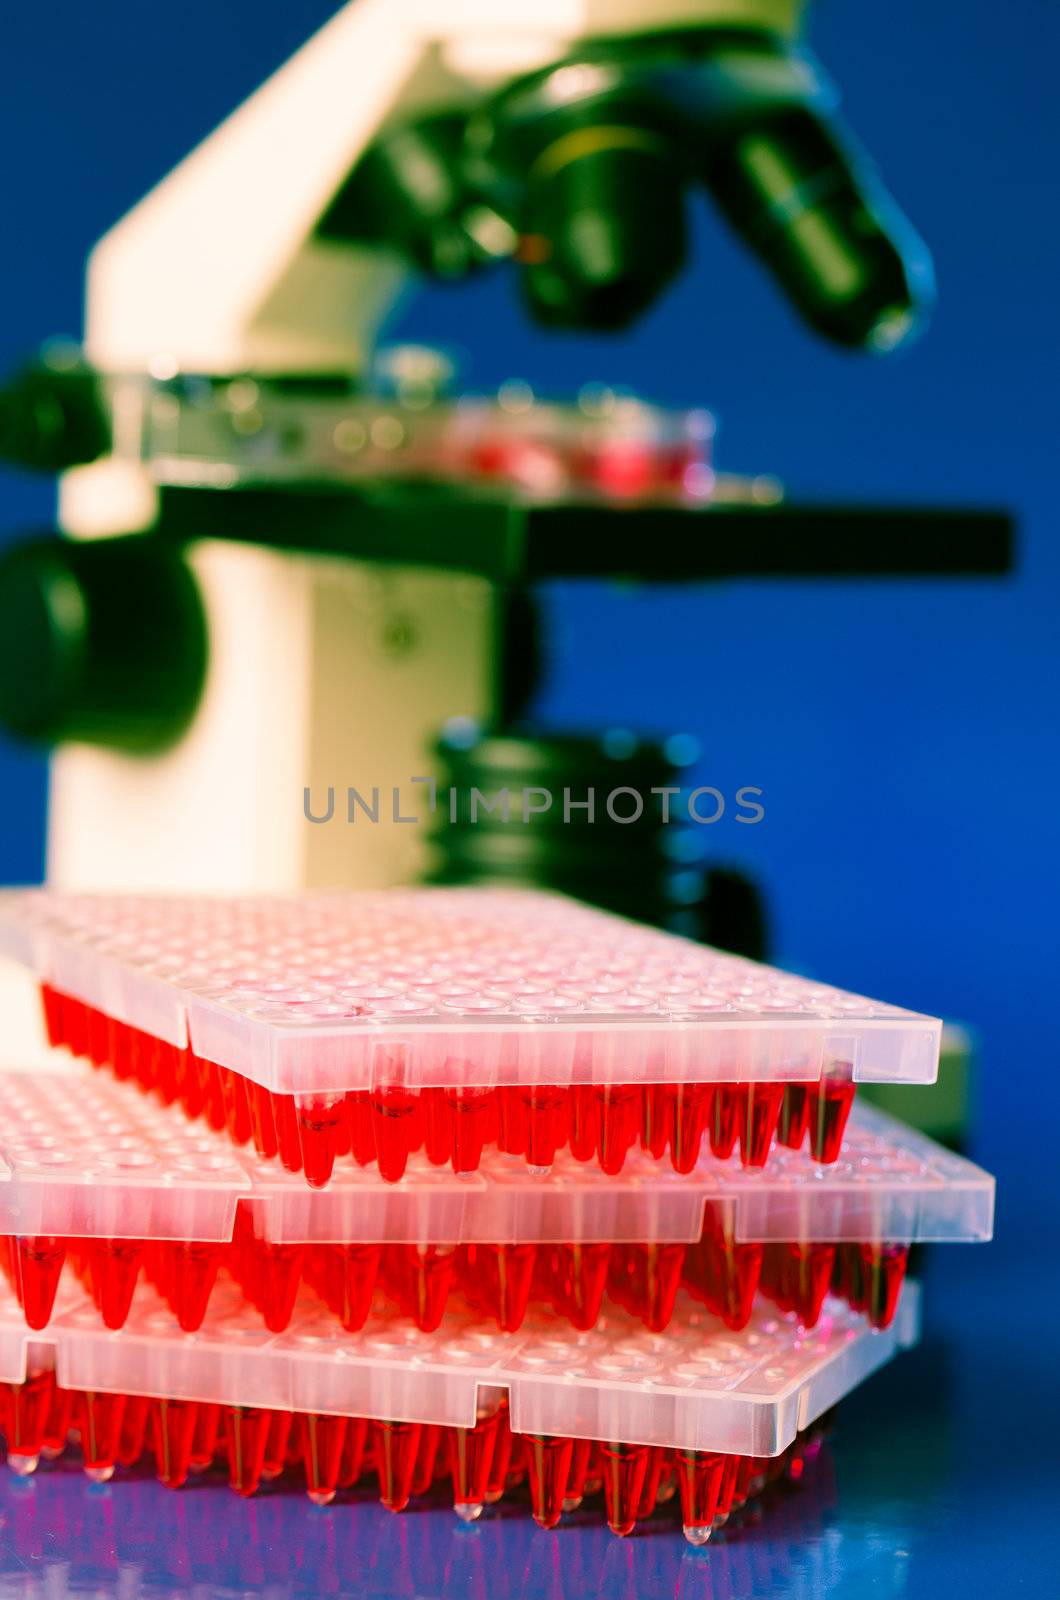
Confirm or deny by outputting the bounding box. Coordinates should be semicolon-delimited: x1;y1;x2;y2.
0;361;109;472
0;534;206;752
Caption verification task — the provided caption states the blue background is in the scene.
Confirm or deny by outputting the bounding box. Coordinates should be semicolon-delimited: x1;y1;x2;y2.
1;1;1058;1593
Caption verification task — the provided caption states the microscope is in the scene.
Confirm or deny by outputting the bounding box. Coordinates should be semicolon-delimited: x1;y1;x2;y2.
0;0;1009;1028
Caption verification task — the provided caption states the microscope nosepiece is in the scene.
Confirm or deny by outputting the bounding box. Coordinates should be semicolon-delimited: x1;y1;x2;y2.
323;32;933;350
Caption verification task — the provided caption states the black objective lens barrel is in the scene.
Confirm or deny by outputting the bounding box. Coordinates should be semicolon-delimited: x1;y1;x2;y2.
705;106;934;349
520;126;687;330
319;113;507;279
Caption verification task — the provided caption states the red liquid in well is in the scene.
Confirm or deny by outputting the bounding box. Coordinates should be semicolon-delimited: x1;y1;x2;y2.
778;1083;812;1149
224;1405;272;1496
520;1086;570;1172
219;1069;253;1147
3;1369;54;1472
369;1085;420;1182
859;1243;908;1328
254;1243;305;1333
636;1447;666;1518
449;1408;501;1520
447;1087;495;1175
669;1082;714;1174
248;1081;279;1159
423;1088;453;1166
485;1404;514;1503
189;1400;221;1471
737;1082;785;1167
410;1422;442;1496
295;1096;345;1189
525;1434;574;1529
675;1449;729;1545
151;1397;199;1488
708;1086;740;1160
600;1441;651;1537
808;1078;857;1163
160;1243;222;1332
595;1084;641;1175
272;1092;303;1175
8;1236;68;1331
117;1394;150;1467
568;1084;600;1162
77;1390;127;1482
338;1416;369;1488
374;1420;423;1512
261;1409;294;1479
91;1240;143;1329
300;1412;349;1505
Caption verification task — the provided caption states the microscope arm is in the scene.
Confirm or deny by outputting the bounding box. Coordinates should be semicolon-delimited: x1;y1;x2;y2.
85;0;437;377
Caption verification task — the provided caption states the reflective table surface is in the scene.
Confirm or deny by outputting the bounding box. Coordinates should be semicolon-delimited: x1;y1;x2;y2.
1;1247;1056;1599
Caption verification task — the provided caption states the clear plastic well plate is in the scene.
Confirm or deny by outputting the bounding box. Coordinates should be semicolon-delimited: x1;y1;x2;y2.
0;1069;987;1341
0;887;941;1186
0;1272;919;1543
0;888;940;1090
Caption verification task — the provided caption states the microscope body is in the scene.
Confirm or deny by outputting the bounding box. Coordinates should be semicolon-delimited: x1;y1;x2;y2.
51;0;804;896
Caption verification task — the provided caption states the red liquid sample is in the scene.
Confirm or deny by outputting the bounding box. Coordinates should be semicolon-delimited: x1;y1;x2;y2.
600;1441;651;1537
596;1084;641;1175
92;1240;143;1329
78;1390;127;1483
568;1085;600;1162
778;1083;812;1149
189;1401;221;1471
9;1237;67;1331
117;1394;151;1467
295;1096;345;1189
410;1422;442;1495
375;1420;423;1512
449;1408;501;1521
261;1409;294;1480
520;1086;570;1172
737;1083;785;1166
708;1087;740;1160
224;1405;272;1496
808;1078;856;1163
525;1434;574;1529
447;1087;495;1175
338;1416;369;1488
669;1083;715;1174
369;1086;420;1182
3;1369;53;1473
151;1397;198;1488
300;1412;349;1505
